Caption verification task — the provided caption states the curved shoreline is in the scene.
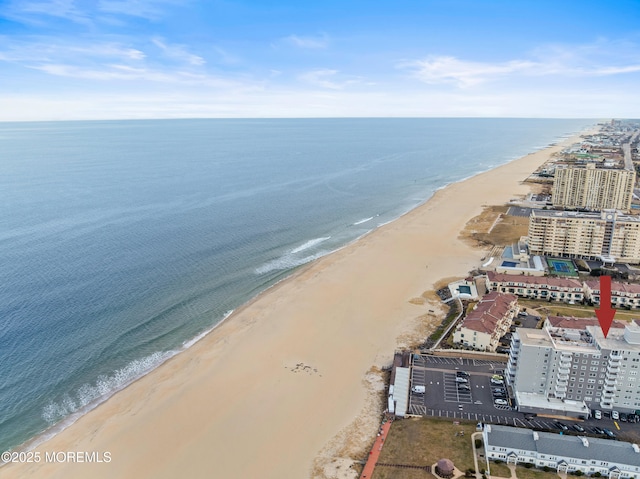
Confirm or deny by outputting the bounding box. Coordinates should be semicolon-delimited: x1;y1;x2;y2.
1;126;592;479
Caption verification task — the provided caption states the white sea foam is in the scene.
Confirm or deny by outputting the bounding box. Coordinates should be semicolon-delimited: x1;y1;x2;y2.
254;251;327;275
353;216;374;225
290;236;331;254
42;351;174;425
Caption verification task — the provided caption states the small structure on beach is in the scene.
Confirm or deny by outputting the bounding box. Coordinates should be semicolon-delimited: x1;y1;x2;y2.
435;458;455;478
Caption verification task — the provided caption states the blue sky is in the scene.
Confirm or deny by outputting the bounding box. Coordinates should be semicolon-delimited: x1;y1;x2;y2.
1;0;640;120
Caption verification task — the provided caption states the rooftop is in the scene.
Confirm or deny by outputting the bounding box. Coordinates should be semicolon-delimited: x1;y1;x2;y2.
485;425;640;466
458;292;516;334
487;271;582;289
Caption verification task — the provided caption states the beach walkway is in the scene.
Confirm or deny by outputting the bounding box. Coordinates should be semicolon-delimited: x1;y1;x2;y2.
359;420;392;479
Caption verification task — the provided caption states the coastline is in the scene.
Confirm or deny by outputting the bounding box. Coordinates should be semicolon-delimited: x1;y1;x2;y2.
2;128;590;479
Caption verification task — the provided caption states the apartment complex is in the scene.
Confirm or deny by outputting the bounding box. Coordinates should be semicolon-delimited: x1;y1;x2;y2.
507;320;640;414
483;425;640;478
584;280;640;308
486;271;584;303
552;163;635;211
528;209;640;263
452;292;518;351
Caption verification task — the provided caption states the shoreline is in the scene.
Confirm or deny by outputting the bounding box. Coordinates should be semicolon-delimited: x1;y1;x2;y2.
1;132;566;458
2;126;592;479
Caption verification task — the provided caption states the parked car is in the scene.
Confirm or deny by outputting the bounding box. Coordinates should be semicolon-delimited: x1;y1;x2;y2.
490;379;504;386
593;409;602;420
456;371;470;377
455;377;468;383
592;427;605;435
603;428;616;438
554;421;569;431
458;384;471;391
491;374;504;380
496;346;510;354
572;424;585;432
411;385;426;394
620;413;628;422
494;398;508;406
612;410;620;420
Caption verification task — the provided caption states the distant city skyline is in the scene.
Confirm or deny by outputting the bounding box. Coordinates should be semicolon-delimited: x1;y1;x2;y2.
1;0;640;121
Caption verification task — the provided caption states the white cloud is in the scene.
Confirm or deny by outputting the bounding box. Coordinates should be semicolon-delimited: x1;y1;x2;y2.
2;0;92;25
98;0;185;20
298;69;360;90
403;56;537;87
403;40;640;88
284;34;329;49
152;38;205;66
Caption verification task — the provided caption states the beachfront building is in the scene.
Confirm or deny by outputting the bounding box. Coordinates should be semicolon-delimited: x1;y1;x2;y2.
583;279;640;309
527;209;640;263
452;292;518;352
485;271;583;303
494;238;545;276
507;319;640;414
483;424;640;477
552;163;635;211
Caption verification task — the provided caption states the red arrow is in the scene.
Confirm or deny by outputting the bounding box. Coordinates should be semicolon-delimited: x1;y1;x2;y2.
595;275;616;338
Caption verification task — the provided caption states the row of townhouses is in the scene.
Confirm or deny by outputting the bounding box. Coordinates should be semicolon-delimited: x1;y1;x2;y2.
486;271;640;308
484;425;640;479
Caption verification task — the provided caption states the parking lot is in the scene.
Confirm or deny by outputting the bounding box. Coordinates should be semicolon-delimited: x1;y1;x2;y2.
407;354;640;440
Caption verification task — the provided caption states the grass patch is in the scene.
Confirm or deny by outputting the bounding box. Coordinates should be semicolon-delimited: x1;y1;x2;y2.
489;461;512;478
517;299;638;321
428;301;460;343
371;417;477;479
460;205;529;247
514;466;557;479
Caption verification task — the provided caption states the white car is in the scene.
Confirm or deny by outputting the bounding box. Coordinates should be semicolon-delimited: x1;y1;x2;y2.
494;398;508;406
593;409;602;420
612;410;620;420
455;377;468;383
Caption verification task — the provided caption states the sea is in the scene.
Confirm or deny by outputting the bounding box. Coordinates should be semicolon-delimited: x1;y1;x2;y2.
0;118;593;454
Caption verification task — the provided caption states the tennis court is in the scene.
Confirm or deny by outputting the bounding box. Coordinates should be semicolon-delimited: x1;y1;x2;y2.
546;257;579;277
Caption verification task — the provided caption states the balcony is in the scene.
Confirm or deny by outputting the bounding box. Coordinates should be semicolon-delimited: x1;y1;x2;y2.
557;374;569;381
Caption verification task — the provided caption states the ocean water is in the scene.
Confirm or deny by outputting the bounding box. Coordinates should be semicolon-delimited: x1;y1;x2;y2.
0;118;592;453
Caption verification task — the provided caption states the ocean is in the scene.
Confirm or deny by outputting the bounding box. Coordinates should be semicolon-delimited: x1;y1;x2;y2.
0;118;593;454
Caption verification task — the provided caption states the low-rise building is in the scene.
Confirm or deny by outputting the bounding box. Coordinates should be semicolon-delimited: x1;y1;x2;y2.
452;292;518;352
483;424;640;478
584;279;640;309
486;271;584;303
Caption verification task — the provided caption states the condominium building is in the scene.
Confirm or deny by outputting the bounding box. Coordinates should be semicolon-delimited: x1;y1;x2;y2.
528;209;640;263
584;280;640;309
552;163;635;211
486;271;584;303
483;425;640;478
452;292;518;351
507;319;640;414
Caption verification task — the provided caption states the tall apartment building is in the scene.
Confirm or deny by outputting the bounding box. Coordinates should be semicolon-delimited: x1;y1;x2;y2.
507;319;640;414
527;209;640;263
552;163;635;211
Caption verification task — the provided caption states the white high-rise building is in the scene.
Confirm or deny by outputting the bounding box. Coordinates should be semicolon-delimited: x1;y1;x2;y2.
507;319;640;414
552;163;635;211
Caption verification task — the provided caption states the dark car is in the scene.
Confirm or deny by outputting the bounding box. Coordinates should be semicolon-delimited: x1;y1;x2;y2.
572;424;585;432
496;346;510;354
456;371;470;377
593;427;605;435
620;413;628;422
603;428;616;438
554;421;569;431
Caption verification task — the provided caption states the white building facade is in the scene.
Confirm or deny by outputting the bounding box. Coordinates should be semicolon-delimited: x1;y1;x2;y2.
484;425;640;478
507;320;640;413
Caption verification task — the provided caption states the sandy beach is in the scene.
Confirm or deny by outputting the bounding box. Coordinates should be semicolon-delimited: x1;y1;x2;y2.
2;131;587;479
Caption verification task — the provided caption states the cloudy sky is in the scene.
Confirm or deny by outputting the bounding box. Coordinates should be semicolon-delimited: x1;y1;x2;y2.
1;0;640;120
